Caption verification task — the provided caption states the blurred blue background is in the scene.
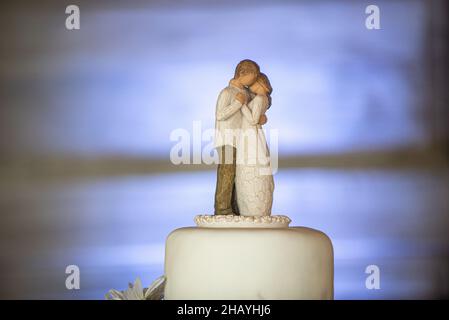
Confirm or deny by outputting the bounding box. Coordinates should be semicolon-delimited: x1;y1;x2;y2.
0;0;448;299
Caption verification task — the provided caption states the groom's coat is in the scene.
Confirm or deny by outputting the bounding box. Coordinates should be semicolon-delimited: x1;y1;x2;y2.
214;84;249;148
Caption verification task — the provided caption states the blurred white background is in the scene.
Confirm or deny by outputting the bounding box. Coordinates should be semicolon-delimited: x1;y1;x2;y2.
0;0;448;299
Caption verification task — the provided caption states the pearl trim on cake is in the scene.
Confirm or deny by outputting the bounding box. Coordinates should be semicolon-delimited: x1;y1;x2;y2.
194;214;291;228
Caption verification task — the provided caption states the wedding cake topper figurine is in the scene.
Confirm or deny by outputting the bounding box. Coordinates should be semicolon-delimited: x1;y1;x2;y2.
107;59;334;300
213;59;274;217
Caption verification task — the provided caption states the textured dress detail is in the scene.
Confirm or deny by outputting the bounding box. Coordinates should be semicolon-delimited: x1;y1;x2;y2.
235;95;274;216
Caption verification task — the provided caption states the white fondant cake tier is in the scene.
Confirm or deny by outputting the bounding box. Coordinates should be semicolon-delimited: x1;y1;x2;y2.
164;225;334;300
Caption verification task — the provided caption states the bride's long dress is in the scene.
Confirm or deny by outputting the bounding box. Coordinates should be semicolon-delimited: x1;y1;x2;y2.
235;95;274;216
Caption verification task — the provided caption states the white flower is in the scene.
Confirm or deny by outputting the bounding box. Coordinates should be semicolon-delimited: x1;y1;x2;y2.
144;275;166;300
105;276;166;300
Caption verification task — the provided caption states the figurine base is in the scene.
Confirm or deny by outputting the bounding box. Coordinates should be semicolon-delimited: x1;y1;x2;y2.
194;214;291;228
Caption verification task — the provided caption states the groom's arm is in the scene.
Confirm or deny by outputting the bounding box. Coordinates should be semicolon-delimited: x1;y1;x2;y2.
241;98;264;126
216;89;242;121
241;105;260;125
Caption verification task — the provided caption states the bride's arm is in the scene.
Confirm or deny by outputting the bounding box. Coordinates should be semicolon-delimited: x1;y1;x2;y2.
241;98;263;126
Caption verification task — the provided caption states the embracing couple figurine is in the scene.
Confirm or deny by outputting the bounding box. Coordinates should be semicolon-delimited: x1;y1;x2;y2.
214;59;274;217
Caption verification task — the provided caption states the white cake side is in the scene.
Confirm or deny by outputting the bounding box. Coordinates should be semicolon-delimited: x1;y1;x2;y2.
164;226;334;300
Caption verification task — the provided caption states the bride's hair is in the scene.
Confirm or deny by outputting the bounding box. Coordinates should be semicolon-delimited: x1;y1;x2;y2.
256;73;273;109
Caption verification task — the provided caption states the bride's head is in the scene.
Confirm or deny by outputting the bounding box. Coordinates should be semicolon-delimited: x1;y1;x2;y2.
250;73;273;108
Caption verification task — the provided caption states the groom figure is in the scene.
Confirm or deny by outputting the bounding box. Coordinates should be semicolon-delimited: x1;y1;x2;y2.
214;59;267;215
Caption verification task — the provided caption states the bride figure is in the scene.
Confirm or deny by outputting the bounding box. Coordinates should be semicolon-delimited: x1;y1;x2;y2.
235;73;274;216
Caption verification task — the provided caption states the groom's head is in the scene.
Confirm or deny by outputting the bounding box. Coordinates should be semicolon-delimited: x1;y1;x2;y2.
234;59;260;86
